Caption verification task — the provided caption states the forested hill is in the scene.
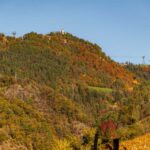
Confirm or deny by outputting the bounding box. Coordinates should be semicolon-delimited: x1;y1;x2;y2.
0;32;134;90
1;32;149;149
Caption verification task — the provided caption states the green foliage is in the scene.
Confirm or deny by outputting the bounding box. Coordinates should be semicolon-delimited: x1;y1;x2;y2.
126;63;150;82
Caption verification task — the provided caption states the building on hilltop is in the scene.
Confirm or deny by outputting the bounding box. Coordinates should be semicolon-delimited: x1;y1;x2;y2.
61;29;65;35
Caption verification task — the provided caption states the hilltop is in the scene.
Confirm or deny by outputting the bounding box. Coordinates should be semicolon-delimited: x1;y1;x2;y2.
0;32;134;89
0;32;150;149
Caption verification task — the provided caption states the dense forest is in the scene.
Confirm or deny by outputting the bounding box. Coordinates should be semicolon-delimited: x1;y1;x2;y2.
0;32;150;149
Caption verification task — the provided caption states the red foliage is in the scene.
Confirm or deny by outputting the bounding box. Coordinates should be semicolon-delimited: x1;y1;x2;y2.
100;120;117;138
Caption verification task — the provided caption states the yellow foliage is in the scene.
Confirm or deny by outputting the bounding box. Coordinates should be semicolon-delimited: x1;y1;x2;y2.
53;139;72;150
120;134;150;150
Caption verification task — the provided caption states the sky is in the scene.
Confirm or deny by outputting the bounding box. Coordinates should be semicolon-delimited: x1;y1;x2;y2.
0;0;150;64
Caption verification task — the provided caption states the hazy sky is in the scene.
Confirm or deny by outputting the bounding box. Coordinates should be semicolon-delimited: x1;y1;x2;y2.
0;0;150;64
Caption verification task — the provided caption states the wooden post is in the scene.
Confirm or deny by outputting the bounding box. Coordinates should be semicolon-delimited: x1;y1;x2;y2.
92;129;100;150
113;138;119;150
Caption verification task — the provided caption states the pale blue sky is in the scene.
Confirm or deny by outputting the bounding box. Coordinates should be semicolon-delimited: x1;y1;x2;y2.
0;0;150;64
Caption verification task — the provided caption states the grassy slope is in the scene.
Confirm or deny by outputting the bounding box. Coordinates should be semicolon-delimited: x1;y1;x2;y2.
88;86;113;93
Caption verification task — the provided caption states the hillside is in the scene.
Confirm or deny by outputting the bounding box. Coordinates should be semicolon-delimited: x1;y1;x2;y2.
0;95;53;150
0;32;134;89
0;32;149;149
125;63;150;82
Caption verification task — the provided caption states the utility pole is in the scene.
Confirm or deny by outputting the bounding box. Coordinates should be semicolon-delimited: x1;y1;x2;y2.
142;56;145;65
12;32;16;38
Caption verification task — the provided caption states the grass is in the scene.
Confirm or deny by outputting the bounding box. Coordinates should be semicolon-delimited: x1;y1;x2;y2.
88;86;113;93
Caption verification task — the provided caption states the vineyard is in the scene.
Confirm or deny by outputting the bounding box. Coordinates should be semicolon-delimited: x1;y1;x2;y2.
120;134;150;150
